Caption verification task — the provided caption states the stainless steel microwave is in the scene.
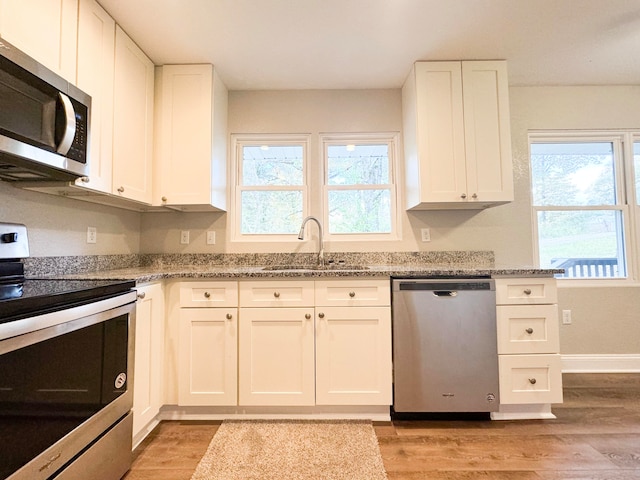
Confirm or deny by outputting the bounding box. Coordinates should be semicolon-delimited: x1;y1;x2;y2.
0;37;90;182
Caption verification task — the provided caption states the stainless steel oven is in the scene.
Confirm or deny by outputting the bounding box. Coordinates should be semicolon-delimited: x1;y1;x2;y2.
0;223;136;480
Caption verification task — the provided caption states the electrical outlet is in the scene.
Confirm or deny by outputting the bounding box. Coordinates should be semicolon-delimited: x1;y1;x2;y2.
180;230;190;245
421;228;431;242
87;227;97;244
206;231;216;245
562;309;572;325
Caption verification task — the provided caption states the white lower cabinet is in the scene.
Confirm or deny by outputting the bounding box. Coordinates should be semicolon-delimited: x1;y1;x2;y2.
495;278;563;406
315;306;392;405
177;282;238;406
132;283;164;441
238;307;315;406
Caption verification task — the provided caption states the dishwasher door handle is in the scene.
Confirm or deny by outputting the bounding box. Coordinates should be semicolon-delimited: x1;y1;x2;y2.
433;290;458;297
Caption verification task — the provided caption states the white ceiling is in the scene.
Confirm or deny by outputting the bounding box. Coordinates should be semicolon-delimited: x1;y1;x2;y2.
98;0;640;90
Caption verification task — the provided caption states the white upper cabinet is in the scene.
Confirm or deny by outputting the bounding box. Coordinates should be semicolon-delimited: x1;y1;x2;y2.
153;64;228;211
402;60;514;209
0;0;78;81
74;0;115;193
112;26;154;204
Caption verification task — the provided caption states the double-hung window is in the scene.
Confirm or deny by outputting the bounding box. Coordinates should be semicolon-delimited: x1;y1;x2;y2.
530;133;630;280
233;135;309;239
322;134;398;239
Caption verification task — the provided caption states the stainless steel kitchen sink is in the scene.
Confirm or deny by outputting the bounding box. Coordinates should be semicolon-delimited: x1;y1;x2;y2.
262;264;370;271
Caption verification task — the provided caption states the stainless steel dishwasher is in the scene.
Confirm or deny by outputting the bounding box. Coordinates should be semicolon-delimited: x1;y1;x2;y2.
392;278;499;413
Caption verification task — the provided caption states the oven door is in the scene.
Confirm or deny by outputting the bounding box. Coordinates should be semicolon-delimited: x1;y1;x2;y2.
0;294;135;480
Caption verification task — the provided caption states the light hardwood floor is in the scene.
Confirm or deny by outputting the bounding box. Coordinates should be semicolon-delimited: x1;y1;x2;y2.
124;374;640;479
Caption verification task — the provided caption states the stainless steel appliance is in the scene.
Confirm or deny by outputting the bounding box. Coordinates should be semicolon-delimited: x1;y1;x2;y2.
0;37;90;182
0;223;136;480
392;278;499;413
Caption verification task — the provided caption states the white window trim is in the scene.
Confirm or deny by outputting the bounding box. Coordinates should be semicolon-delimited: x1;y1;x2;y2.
320;132;401;242
230;133;310;243
529;130;640;286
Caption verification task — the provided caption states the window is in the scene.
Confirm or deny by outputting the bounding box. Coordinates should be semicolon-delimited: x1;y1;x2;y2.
322;135;398;238
233;136;308;238
232;133;399;242
530;134;630;279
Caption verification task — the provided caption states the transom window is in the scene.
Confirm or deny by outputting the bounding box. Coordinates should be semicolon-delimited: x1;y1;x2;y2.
530;134;632;280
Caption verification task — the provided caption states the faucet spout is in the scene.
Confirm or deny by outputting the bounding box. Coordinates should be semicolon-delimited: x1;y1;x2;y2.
298;216;324;266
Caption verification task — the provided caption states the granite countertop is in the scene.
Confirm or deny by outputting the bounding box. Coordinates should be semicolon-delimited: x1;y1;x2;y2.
37;264;562;284
24;251;562;283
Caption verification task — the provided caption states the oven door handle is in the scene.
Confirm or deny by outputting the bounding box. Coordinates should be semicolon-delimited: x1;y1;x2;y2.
56;92;76;155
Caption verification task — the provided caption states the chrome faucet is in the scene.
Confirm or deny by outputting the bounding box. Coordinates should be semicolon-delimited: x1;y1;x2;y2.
298;216;324;266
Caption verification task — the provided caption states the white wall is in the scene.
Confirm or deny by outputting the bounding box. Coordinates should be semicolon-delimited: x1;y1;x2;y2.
0;181;141;256
509;85;640;355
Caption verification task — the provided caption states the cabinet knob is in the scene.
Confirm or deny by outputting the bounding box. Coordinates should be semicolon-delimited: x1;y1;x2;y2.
226;313;232;320
204;291;211;299
117;186;125;193
460;193;467;199
161;196;167;202
523;288;532;295
274;291;280;298
305;313;311;320
525;327;534;334
136;291;146;300
318;312;325;319
80;176;90;183
528;378;537;385
349;291;356;298
472;193;478;199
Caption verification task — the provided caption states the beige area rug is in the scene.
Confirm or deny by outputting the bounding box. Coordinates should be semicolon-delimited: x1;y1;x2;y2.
190;419;388;480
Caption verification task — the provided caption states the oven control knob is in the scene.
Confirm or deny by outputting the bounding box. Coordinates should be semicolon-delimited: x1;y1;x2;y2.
114;372;127;389
1;232;18;243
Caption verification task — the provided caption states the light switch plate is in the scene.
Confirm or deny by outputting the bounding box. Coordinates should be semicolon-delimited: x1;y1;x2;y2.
206;231;216;245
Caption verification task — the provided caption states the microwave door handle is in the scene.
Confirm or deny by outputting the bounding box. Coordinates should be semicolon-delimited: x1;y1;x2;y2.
56;92;76;155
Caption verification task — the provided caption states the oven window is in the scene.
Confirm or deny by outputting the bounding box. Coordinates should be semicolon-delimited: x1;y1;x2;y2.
0;314;129;478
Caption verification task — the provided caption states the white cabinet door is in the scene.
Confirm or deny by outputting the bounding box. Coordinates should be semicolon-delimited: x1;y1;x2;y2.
239;307;315;406
0;0;77;80
112;26;154;204
461;61;513;204
403;60;513;209
74;0;115;193
154;64;228;210
178;307;237;406
132;283;164;439
315;306;392;405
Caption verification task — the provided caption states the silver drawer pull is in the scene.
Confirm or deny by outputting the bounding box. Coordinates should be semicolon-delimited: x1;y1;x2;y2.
226;313;232;320
349;291;356;298
528;378;537;385
136;291;146;300
525;328;533;334
274;291;280;298
204;291;211;299
523;288;532;295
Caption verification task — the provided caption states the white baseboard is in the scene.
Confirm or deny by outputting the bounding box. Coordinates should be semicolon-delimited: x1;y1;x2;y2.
562;354;640;373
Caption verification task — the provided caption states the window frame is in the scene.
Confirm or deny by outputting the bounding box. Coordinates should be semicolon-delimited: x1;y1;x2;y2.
230;133;310;242
529;131;638;286
320;133;400;242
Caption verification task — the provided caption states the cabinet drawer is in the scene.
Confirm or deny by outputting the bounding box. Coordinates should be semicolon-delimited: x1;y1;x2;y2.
495;278;557;305
498;354;563;404
239;280;314;307
179;281;238;307
315;279;390;306
497;305;559;354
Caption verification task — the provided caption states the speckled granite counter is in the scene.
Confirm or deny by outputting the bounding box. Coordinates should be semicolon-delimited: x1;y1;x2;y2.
25;251;562;283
